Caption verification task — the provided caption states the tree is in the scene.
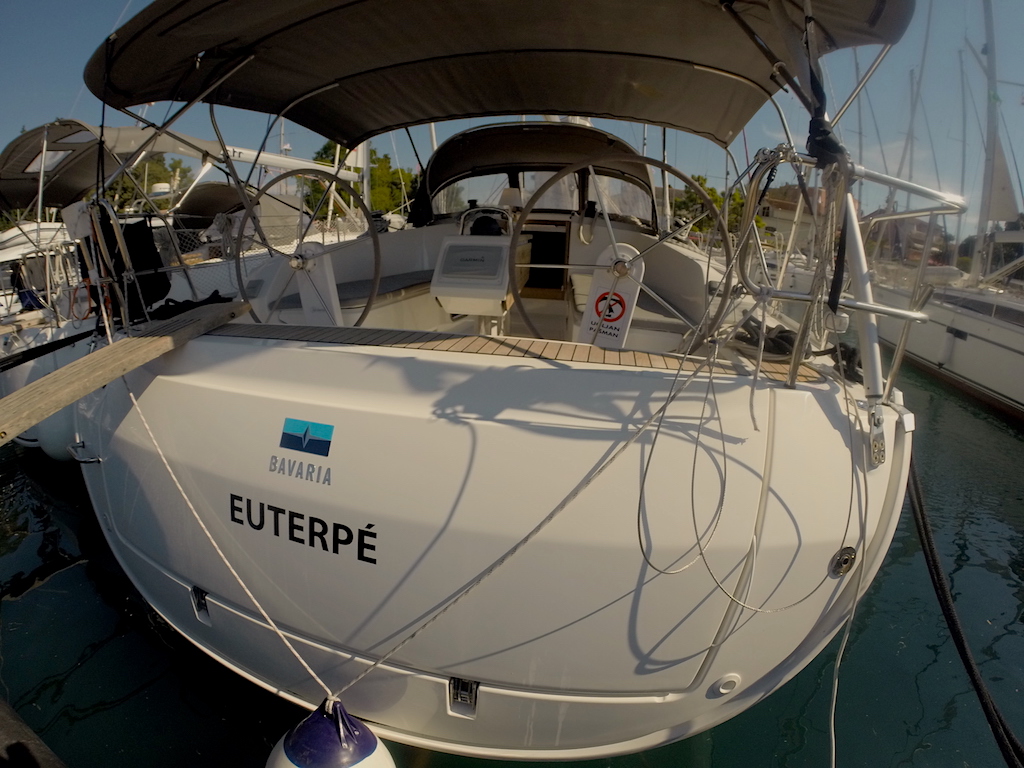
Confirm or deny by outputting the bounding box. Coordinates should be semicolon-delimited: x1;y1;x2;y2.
671;175;754;233
108;153;194;210
367;150;414;213
302;141;417;218
957;235;977;272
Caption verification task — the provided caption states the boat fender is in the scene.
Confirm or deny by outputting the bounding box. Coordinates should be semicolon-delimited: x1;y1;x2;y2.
266;698;396;768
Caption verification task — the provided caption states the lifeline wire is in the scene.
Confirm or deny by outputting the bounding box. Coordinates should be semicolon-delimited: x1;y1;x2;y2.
338;342;740;698
122;381;336;702
635;218;868;615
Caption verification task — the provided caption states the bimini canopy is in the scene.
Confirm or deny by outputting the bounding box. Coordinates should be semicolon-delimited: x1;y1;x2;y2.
0;119;223;213
84;0;915;151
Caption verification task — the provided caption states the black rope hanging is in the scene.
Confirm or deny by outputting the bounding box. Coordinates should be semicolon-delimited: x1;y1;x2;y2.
908;459;1024;768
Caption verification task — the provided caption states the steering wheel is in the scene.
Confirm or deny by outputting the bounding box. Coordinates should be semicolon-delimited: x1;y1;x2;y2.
234;167;382;327
506;153;733;341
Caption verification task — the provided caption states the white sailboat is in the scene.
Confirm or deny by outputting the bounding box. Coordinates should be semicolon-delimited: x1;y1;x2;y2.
0;118;348;324
25;0;964;759
873;0;1024;419
0;119;352;457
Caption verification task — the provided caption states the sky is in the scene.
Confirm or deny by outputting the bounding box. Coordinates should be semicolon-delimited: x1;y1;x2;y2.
3;0;1023;242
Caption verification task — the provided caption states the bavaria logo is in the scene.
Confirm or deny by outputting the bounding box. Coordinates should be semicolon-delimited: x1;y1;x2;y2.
280;418;334;457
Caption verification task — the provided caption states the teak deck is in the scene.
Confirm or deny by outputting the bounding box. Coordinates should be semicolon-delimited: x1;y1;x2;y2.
0;311;826;449
210;323;825;383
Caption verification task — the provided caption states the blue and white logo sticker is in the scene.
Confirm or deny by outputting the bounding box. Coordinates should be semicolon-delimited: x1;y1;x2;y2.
279;418;334;457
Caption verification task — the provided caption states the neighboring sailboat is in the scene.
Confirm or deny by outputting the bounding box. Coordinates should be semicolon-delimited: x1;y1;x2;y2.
873;0;1024;419
11;0;965;760
0;119;351;457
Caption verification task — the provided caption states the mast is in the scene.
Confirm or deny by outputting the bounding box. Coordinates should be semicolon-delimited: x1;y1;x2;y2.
661;127;670;232
906;69;916;213
35;125;48;249
956;48;967;249
969;0;999;284
854;49;864;213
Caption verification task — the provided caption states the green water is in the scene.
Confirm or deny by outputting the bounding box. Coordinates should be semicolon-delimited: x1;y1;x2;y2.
1;365;1022;767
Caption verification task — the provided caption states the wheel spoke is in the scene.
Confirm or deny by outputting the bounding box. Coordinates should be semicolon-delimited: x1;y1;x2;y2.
235;168;381;326
508;153;730;342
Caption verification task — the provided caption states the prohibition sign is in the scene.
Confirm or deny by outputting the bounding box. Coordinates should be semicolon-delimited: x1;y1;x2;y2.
595;291;626;323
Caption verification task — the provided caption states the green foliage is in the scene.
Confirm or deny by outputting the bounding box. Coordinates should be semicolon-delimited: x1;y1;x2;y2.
108;153;194;210
368;150;413;213
671;175;756;233
1;154;194;227
0;209;31;232
303;141;417;217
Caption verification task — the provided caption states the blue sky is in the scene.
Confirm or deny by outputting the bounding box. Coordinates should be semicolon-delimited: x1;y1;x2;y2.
3;0;1023;239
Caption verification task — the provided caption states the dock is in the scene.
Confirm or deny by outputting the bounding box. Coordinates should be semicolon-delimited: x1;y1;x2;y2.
0;301;248;448
0;698;67;768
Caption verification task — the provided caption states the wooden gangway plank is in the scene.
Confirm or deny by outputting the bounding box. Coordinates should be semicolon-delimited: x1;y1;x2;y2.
0;315;52;336
0;301;248;448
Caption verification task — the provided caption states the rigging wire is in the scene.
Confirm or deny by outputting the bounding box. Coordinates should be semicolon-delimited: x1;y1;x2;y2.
999;108;1024;208
864;86;890;176
965;70;988;156
123;379;336;702
920;99;943;192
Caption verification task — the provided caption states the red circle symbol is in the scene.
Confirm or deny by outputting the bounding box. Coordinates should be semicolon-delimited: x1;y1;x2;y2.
595;292;626;323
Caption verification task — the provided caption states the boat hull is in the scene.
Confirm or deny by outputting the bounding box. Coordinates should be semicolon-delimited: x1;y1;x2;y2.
874;284;1024;419
75;329;912;758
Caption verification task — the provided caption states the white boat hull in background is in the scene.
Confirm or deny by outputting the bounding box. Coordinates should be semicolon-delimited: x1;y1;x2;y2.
873;283;1024;418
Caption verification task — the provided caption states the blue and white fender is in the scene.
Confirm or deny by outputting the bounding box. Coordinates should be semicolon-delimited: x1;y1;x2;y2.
266;699;396;768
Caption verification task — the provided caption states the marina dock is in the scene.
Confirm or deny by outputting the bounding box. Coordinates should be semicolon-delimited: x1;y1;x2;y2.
0;301;247;449
0;698;67;768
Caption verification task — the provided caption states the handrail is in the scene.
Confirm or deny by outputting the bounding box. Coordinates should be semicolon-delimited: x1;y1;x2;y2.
767;291;929;323
732;149;960;326
786;154;968;213
458;207;513;235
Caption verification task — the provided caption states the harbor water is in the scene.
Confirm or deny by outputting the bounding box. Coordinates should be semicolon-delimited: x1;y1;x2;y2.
1;363;1022;767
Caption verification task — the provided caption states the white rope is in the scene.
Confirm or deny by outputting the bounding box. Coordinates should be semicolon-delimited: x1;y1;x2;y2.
645;267;867;614
635;241;777;579
636;342;729;577
827;329;872;768
634;240;743;575
746;287;774;432
635;280;770;576
121;379;336;702
337;347;726;697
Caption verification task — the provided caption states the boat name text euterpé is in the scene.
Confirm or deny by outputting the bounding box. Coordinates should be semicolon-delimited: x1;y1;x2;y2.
229;494;377;563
